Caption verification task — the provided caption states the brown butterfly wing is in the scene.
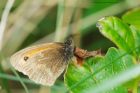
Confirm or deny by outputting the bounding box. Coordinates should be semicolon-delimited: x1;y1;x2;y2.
10;43;67;86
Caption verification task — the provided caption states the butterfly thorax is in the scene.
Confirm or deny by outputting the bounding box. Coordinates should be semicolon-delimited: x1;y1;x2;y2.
62;39;74;62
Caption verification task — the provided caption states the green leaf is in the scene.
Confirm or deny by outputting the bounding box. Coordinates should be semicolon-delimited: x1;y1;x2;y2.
122;7;140;57
97;17;135;54
64;47;134;93
130;26;140;58
122;7;140;30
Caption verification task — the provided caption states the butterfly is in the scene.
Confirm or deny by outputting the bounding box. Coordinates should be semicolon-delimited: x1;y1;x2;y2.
10;39;75;86
10;37;101;86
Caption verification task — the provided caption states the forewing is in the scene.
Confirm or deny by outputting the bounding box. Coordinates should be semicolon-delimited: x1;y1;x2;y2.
10;43;67;86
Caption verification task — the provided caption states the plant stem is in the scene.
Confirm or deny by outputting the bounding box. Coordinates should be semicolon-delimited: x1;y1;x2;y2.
0;0;14;50
132;80;138;93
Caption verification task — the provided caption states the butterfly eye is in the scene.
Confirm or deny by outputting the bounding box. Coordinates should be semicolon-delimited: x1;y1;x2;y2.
24;56;29;61
64;39;72;45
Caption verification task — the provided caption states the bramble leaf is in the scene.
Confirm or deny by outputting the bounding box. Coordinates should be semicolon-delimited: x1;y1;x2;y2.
64;48;134;93
97;17;135;55
122;8;140;30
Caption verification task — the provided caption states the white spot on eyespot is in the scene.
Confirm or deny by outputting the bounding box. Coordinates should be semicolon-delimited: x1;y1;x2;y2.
24;56;29;61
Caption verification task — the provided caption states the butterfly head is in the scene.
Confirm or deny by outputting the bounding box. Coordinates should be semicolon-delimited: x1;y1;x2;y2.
64;38;72;46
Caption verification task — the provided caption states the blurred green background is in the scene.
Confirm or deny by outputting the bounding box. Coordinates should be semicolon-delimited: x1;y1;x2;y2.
0;0;140;93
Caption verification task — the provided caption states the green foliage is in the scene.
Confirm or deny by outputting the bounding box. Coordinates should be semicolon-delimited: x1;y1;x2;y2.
65;48;134;93
65;8;140;93
122;8;140;30
0;0;140;93
122;7;140;57
130;26;140;57
97;17;135;54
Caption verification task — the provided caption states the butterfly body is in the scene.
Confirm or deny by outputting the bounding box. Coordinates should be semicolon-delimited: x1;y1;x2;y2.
10;40;74;86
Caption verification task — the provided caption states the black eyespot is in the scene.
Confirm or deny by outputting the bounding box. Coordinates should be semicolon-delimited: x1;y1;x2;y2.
24;56;29;61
